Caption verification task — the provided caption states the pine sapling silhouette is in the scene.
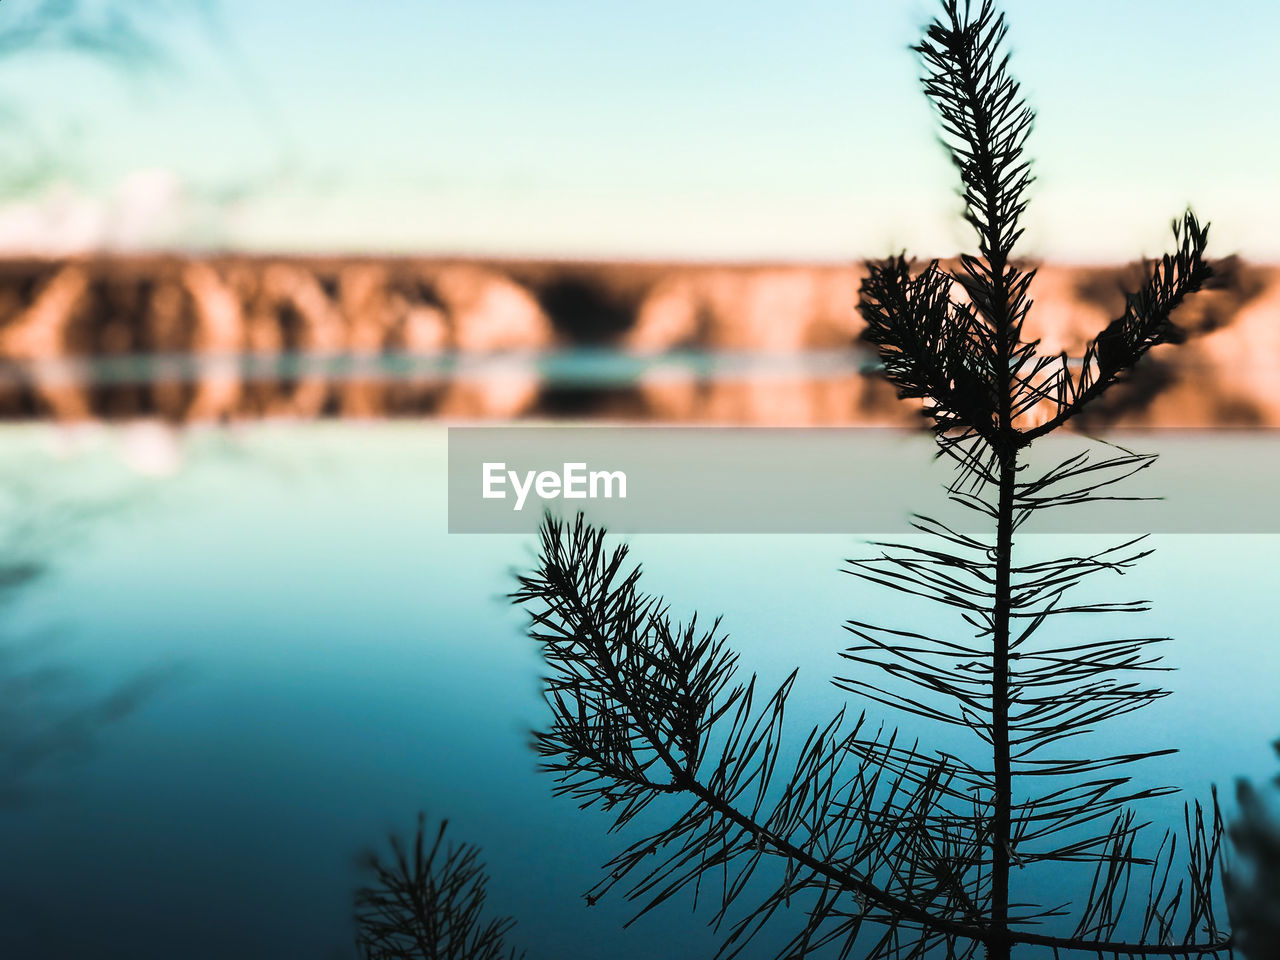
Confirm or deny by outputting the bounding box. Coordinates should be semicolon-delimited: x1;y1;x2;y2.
354;814;524;960
1226;742;1280;960
512;1;1228;957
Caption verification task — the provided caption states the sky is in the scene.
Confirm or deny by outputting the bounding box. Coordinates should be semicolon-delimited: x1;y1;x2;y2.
0;0;1277;262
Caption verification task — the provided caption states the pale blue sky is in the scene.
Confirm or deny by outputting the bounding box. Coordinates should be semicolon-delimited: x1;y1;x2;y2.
2;0;1277;260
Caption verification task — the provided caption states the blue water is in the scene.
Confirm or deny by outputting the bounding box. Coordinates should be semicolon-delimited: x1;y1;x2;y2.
0;423;1275;959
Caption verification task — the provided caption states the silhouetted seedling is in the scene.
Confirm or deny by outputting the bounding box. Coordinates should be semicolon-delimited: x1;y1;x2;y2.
1226;742;1280;960
512;1;1229;957
354;814;523;960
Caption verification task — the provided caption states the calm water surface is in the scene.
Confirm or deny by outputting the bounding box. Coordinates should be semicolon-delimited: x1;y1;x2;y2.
0;423;1275;959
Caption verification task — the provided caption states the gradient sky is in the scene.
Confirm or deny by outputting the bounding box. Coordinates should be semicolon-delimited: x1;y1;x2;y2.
1;0;1277;261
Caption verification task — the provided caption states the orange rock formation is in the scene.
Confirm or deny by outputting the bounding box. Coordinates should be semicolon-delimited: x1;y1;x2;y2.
0;256;1273;425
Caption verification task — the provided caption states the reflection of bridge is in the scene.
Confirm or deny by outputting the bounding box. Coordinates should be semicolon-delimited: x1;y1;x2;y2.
0;256;1276;424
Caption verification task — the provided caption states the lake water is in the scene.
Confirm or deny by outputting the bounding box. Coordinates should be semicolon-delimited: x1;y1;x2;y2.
0;422;1276;958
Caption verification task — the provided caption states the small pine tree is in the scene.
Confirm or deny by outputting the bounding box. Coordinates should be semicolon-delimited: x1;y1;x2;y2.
512;1;1228;957
354;814;524;960
1226;742;1280;960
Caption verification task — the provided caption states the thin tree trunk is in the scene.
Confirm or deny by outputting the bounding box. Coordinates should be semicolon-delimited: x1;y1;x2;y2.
990;444;1017;959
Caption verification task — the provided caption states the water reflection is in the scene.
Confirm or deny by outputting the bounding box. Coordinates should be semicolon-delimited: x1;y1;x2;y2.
0;423;1274;958
0;481;172;805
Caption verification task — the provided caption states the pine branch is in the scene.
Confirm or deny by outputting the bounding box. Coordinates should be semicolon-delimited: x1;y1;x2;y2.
859;256;1000;445
513;515;993;957
1022;212;1214;445
917;0;1035;271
